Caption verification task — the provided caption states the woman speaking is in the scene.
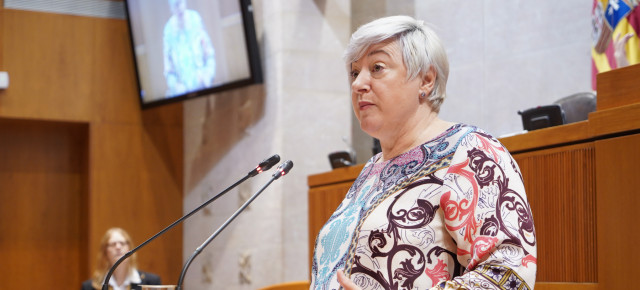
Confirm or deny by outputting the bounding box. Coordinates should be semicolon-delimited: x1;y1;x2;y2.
311;15;537;289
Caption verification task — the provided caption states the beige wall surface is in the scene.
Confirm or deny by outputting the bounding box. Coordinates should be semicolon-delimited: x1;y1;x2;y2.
419;1;592;138
182;0;351;289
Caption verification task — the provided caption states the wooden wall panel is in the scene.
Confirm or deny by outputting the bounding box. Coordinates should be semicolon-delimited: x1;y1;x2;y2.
595;63;640;110
0;118;89;288
0;9;151;124
89;15;147;124
595;134;640;288
89;120;183;283
588;103;640;138
513;143;597;282
0;10;95;121
500;121;590;154
0;3;4;69
0;7;184;287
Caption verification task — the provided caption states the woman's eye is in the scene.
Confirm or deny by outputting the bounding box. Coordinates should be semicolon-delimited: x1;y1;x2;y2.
349;70;359;80
372;64;384;73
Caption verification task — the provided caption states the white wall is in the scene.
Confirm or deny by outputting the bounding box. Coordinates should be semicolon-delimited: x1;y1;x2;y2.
418;0;593;138
182;0;351;289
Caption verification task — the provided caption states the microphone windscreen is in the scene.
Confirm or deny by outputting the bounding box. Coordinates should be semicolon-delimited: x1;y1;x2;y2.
282;160;294;174
273;160;293;179
249;154;281;177
259;154;281;171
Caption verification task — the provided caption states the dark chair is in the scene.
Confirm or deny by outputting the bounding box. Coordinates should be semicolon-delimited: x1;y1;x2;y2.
519;92;597;131
552;92;597;124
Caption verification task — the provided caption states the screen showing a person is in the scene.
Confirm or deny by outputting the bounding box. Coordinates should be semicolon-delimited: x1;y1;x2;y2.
126;0;253;105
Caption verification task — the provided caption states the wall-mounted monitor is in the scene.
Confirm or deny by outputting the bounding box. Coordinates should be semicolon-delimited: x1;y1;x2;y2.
124;0;262;108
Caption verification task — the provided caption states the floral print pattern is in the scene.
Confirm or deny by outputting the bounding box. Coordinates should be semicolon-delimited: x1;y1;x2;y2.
311;124;537;289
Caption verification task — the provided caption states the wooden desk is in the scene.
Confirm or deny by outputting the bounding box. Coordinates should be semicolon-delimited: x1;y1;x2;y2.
308;63;640;288
500;63;640;289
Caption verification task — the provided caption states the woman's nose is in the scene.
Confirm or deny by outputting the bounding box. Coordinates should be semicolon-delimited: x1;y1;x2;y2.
351;71;370;94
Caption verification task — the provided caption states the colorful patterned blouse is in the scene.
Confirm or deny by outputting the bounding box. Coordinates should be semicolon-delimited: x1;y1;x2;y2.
311;124;537;289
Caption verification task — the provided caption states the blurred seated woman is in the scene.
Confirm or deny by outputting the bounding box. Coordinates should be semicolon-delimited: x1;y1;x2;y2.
81;227;161;290
310;15;537;289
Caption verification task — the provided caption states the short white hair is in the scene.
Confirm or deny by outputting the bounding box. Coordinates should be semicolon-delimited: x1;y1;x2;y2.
344;15;449;112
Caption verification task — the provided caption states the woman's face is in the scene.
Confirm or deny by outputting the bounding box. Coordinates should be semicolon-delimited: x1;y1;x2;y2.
350;40;425;140
170;0;186;17
106;231;130;266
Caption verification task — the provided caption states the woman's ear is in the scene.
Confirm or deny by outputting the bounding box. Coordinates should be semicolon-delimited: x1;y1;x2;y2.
420;66;436;97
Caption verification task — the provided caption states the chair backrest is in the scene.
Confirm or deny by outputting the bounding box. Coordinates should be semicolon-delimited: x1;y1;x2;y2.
553;92;597;124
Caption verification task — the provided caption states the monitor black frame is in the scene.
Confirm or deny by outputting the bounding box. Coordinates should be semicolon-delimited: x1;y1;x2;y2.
123;0;263;109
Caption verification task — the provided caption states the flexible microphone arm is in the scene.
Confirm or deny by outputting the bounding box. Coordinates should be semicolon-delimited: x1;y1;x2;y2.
176;160;294;290
101;154;281;290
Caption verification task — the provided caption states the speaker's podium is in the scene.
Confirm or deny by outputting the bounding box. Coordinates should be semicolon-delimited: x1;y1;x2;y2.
307;63;640;289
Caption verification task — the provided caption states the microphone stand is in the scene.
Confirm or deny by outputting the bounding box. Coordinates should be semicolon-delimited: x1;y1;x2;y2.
101;155;280;290
176;160;293;290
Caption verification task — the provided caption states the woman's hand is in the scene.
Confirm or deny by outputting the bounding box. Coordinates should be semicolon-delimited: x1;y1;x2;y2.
337;270;362;290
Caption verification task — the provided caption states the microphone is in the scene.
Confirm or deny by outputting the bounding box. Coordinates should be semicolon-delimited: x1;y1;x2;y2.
176;160;294;290
101;154;281;290
248;154;281;177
